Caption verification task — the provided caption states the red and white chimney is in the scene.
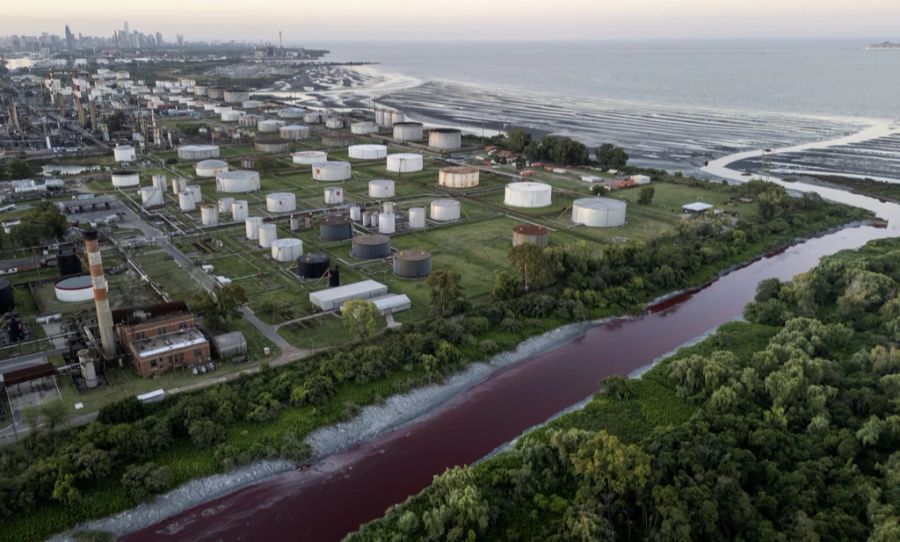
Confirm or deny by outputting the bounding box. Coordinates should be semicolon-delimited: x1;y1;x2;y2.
83;229;116;358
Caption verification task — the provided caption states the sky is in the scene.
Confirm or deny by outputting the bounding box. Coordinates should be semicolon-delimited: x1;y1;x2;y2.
2;0;899;42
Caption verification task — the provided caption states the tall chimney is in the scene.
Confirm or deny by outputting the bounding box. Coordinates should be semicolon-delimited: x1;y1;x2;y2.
83;229;116;358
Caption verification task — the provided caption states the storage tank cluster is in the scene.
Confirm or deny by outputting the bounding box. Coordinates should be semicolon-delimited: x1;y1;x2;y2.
280;124;310;140
430;199;461;221
177;144;220;160
113;144;136;163
392;122;424;142
428;128;463;151
439;166;479;188
571;197;627;227
352;234;391;260
216;170;261;192
368;179;396;199
393;250;432;278
257;119;285;133
505;182;553;208
201;204;219;226
231;200;249;221
324;187;344;204
266;192;297;213
111;170;139;188
271;238;303;262
512;224;550;248
348;144;388;160
351;121;378;135
292;150;328;165
255;137;292;153
375;108;401;128
297;253;330;279
140;186;164;207
386;153;424;173
313;161;352;182
322;130;353;147
320;214;353;241
195;159;229;177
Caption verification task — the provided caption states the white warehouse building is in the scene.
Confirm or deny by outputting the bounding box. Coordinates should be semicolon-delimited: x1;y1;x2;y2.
309;279;388;311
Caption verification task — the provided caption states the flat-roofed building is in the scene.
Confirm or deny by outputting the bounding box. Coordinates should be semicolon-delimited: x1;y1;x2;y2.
114;301;210;378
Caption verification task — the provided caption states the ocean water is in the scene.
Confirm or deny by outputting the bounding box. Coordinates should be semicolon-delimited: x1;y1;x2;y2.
319;40;900;120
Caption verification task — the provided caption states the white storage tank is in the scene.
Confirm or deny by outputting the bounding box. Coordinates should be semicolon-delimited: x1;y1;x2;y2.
216;170;261;193
111;170;140;188
177;144;220;160
292;150;328;165
243;100;263;110
221;110;243;122
303;111;324;124
290;215;302;230
278;107;306;119
196;159;229;178
408;207;426;229
349;205;362;222
369;179;396;199
313;161;352;182
504;182;552;208
258;223;278;248
218;197;235;213
186;184;202;204
171;176;187;195
325;117;344;129
572;197;627;228
375;108;394;128
351;121;378;135
152;174;167;192
439;166;480;188
386;153;424;173
201;204;219;226
348;144;388;160
428;128;463;150
280;124;310;140
393;122;424;142
54;275;94;302
379;211;396;234
431;199;461;221
324;187;344;204
266;192;297;213
239;115;261;128
140;186;164;207
271;238;303;262
231;200;249;221
113;144;136;163
179;191;196;211
257;119;285;133
245;217;263;240
223;89;250;103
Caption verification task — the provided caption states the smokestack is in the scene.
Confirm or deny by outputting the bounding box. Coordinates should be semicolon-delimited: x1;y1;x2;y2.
83;229;116;358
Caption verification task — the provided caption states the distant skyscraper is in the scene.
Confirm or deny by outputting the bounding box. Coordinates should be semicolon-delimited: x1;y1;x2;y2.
65;25;75;51
156;32;164;47
177;34;184;47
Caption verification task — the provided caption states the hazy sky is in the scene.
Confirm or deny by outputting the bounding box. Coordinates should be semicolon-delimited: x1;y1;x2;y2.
3;0;899;42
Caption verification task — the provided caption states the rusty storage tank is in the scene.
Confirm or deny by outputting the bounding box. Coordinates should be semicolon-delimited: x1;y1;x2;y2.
512;224;550;248
321;130;353;147
320;214;353;241
351;233;391;259
297;253;330;279
393;249;432;278
57;248;82;276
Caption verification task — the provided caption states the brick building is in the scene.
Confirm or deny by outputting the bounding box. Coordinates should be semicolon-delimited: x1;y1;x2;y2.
113;301;210;377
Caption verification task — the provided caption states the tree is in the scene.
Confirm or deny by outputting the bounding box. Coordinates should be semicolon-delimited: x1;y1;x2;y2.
595;144;629;170
508;244;552;292
121;462;173;501
7;202;68;248
507;128;533;153
40;400;69;430
638;186;655;205
342;300;383;340
7;159;37;180
193;284;247;329
427;271;464;317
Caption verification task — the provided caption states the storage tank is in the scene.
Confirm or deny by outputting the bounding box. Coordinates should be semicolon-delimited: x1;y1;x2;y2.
313;161;352;182
221;110;243;122
242;100;263;110
239;115;261;128
292;150;328;165
271;238;303;262
505;182;552;208
54;274;94;302
393;122;424;142
278;107;306;119
289;215;302;231
297;253;330;279
368;179;396;199
152;174;167;192
216;170;261;192
194;84;208;96
280;124;310;140
303;111;324;124
428;128;463;151
325;117;344;129
179;191;196;211
408;207;426;229
258;223;278;248
394;250;432;278
231;200;249;221
196;159;228;177
0;279;14;314
257;119;285;133
140;186;164;207
245;217;263;240
439;166;479;188
177;144;220;160
206;86;224;100
349;205;362;222
351;121;378;135
375;107;394;128
378;210;396;234
113;144;136;162
572;197;627;227
320;214;353;241
321;130;353;147
348;144;388;160
57;249;82;276
218;197;235;213
111;170;139;188
201;204;219;226
266;192;297;213
186;184;202;204
171;176;187;195
255;137;292;153
512;224;550;248
223;88;250;103
431;199;461;221
324;187;344;204
351;234;391;259
386;153;424;173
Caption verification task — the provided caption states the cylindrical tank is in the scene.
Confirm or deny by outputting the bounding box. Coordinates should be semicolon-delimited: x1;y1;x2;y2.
352;234;391;259
77;349;98;389
140;186;164;207
393;249;432;278
375;107;395;128
177;144;220;160
111;170;139;188
231;200;249;221
439;166;479;188
428;128;463;151
325;117;344;129
290;215;301;231
292;150;328;165
179;191;196;211
430;199;461;221
504;182;552;208
0;279;13;314
57;249;82;276
221;110;243;122
368;179;396;199
245;216;263;240
196;159;229;178
324;187;344;204
512;224;550;248
348;144;388;160
321;130;353;147
278;107;306;119
239;115;260;128
201;204;219;226
258;223;278;248
320;214;353;241
243;100;263;110
194;85;208;97
171;176;187;195
113;144;136;162
351;121;378;135
218;197;235;213
206;86;224;100
255;137;292;153
571;197;627;227
386;153;424;173
54;274;94;302
271;238;303;262
393;122;424;142
297;253;330;279
186;184;202;204
216;170;261;192
378;211;396;234
152;174;167;192
223;89;250;103
408;207;426;229
303;111;324;124
266;192;297;213
280;124;310;140
257;119;285;133
349;205;362;222
313;161;352;182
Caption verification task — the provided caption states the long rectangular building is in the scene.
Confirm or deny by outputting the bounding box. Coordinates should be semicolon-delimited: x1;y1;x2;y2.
309;280;388;311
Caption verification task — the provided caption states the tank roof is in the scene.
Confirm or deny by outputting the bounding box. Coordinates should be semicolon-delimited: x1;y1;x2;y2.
574;197;627;210
55;274;92;290
513;224;549;235
441;166;478;174
396;249;431;261
353;233;390;245
299;252;329;263
430;128;462;133
323;214;351;225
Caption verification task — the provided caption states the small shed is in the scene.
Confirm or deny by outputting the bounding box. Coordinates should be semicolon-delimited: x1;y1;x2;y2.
682;202;714;215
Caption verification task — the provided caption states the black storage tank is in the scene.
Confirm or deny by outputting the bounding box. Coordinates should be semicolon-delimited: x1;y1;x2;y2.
351;233;391;260
320;214;353;241
57;248;82;276
0;279;14;314
298;253;331;279
393;249;432;278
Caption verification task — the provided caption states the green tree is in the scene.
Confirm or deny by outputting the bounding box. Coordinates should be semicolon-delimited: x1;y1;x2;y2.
342;300;383;340
7;159;37;180
637;186;655;205
427;270;464;317
507;128;533;153
595;144;629;170
40;400;69;430
193;284;247;329
7;202;68;248
121;462;173;501
508;244;552;292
